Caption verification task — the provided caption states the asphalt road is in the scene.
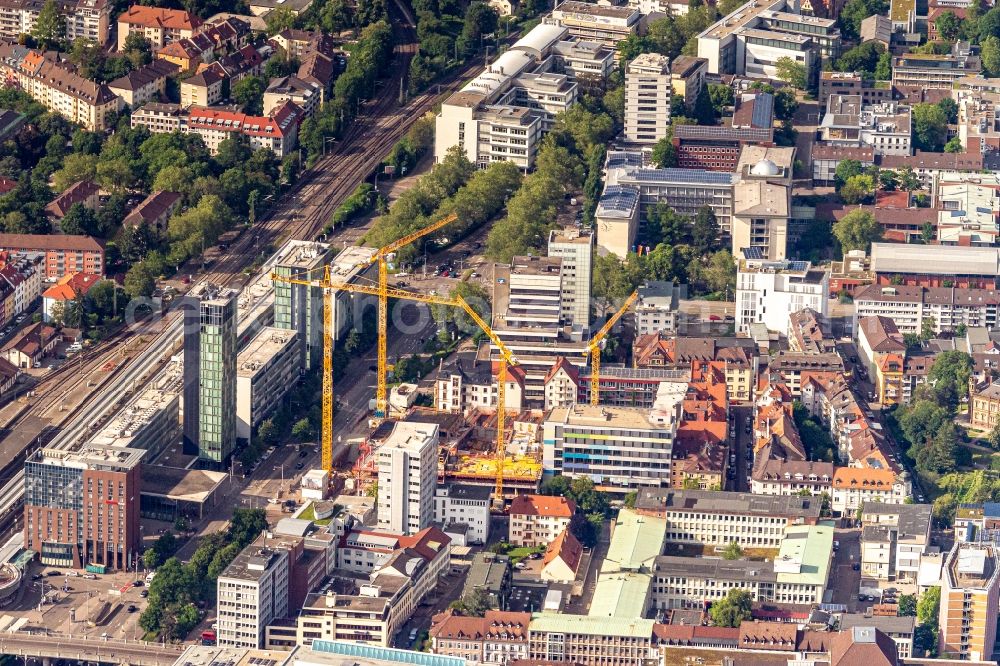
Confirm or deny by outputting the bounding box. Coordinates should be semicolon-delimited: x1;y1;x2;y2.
730;405;754;492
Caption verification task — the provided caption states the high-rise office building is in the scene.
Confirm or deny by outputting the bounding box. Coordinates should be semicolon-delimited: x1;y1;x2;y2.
625;52;672;144
272;240;331;371
183;283;237;464
376;421;439;535
547;228;593;332
23;445;144;571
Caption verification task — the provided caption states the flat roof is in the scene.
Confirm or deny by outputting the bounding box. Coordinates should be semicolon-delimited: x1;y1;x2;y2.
871;242;1000;276
603;507;667;572
552;0;639;20
382;421;439;454
547;403;678;430
775;524;834;587
637;488;822;518
274;239;331;273
33;444;145;471
304;641;467;666
589;572;652;618
141;466;227;502
653;555;777;582
237;326;298;377
529;612;656;638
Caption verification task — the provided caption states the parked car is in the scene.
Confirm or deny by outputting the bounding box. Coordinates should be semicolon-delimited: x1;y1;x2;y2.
140;589;149;598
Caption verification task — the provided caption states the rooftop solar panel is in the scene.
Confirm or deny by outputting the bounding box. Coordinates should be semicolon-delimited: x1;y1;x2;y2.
627;168;735;185
673;125;773;141
751;92;774;128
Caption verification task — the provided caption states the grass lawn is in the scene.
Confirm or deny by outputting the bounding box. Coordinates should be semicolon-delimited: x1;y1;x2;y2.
297;503;332;526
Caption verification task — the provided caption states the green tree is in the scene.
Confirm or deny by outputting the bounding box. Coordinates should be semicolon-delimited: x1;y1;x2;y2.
835;41;884;75
291;417;313;442
896;594;917;617
691;206;720;254
945;136;963;153
710;589;753;627
840;174;875;204
124;261;156;298
834;159;863;189
449;589;492;616
651;136;677;168
879;169;899;191
912;103;949;152
31;0;65;47
257;418;278;446
987;423;1000;451
917;586;940;626
935;11;961;40
722;541;743;560
692;86;717;124
983;36;1000;76
874;51;892;80
265;5;297;34
231;76;265;115
928;350;973;403
708;83;734;116
682;477;701;489
833;209;882;252
592;253;634;317
59;202;99;236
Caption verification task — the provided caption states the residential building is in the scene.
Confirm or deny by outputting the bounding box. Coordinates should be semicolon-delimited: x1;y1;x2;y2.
0;45;121;130
860;502;932;583
971;381;1000;430
624;53;671;145
730;146;795;261
41;272;101;323
131;102;187;133
117;5;201;50
0;0;110;45
583;365;691;407
44;179;100;219
892;44;981;92
652;524;834;608
544;357;580;410
264;75;321;118
857;315;906;381
182;283;237;465
670;55;708;107
546;228;592;330
542;402;680;492
736;256;829;334
549;1;641;49
831;468;911;514
376;421;439;535
107;59;177;107
818;71;892;108
634;488;822;548
236;327;301;441
433;352;497;414
271;240;336;372
751;459;834;496
672;125;774;172
870;242;1000;289
218;540;290;648
2;321;56;368
0;233;104;279
633;335;756;403
541;528;583;583
23;445;143;570
463;552;511;610
122;190;181;231
429;610;530;663
939;542;1000;661
508;494;576;547
433;484;491;545
181;66;226;107
635;281;685;336
186;103;301;158
839;614;915;658
853;283;1000;335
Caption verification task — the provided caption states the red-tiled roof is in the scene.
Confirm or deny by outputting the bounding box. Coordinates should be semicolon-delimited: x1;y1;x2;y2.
119;5;201;30
509;494;576;518
0;233;103;253
542;527;582;573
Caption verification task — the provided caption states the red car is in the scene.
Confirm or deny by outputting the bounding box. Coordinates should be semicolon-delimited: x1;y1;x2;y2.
709;315;721;321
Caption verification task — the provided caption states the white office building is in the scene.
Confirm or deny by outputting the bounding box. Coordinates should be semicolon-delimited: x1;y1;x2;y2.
217;544;290;648
625;52;672;145
547;228;593;330
376;421;440;535
736;256;829;334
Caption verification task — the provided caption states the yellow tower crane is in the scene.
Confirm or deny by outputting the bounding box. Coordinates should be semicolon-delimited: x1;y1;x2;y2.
583;291;639;406
271;266;518;500
359;213;458;420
